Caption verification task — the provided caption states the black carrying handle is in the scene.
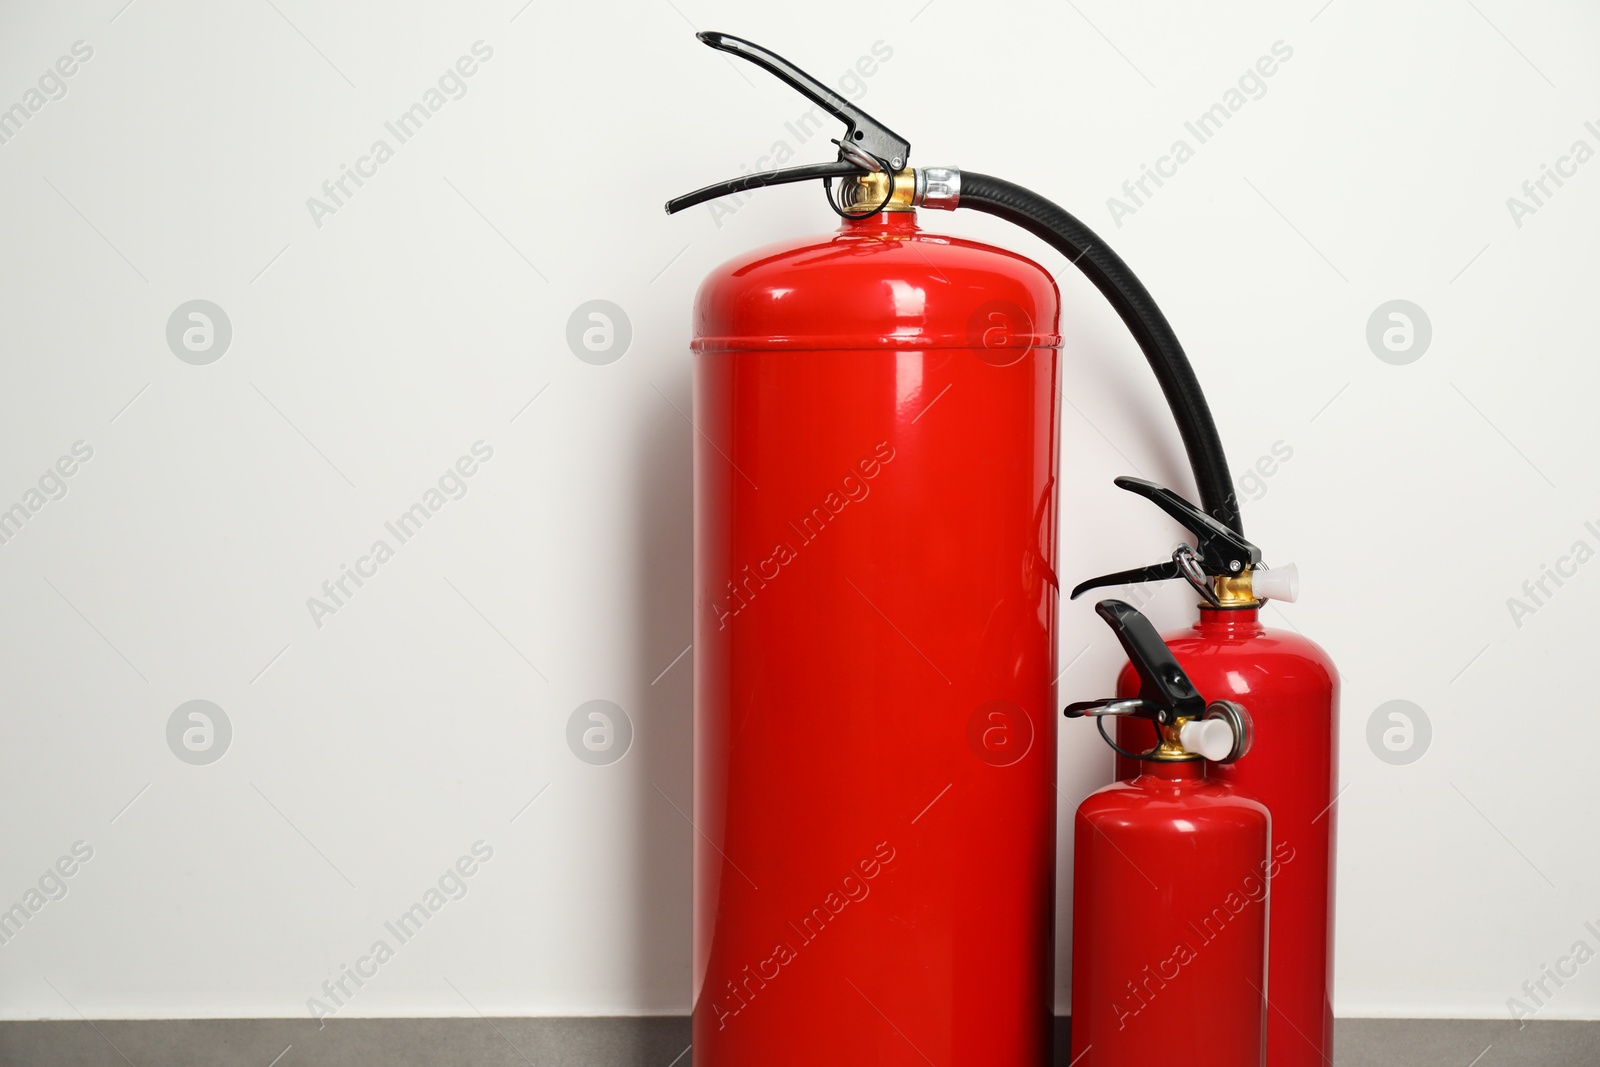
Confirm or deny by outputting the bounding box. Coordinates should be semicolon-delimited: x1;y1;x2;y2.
1070;477;1262;600
664;33;911;214
1063;600;1205;725
666;160;865;215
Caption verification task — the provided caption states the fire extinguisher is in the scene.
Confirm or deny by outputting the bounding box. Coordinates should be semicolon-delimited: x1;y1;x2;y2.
1074;478;1339;1067
1064;598;1269;1067
665;32;1281;1066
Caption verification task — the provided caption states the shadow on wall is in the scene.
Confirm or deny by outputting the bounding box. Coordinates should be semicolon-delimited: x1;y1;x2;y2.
626;361;695;1016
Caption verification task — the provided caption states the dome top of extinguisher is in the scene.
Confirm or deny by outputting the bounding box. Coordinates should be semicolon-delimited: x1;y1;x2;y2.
1071;477;1296;608
690;216;1060;353
1065;599;1252;764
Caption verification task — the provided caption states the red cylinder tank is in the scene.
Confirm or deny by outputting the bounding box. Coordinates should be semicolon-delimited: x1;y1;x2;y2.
1115;606;1340;1067
1070;758;1272;1067
691;210;1061;1064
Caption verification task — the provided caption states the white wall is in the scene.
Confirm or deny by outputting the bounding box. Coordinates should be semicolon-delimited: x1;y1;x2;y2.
1;0;1595;1023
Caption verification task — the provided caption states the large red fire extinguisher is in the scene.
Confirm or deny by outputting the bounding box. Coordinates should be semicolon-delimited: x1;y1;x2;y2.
1075;479;1339;1067
665;31;1312;1066
1064;598;1272;1067
684;175;1061;1063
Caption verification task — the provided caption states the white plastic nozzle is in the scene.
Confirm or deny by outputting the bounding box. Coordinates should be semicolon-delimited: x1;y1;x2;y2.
1180;718;1236;762
1251;563;1298;603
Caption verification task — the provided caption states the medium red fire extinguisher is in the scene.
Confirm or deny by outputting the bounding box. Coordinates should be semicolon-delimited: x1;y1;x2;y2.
1064;598;1272;1067
1075;479;1339;1067
665;31;1293;1066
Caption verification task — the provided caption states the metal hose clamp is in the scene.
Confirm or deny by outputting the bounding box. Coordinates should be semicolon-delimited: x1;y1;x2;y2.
914;167;960;210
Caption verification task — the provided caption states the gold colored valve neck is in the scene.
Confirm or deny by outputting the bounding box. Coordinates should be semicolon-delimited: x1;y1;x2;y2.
1148;718;1201;762
839;168;917;213
1211;571;1261;608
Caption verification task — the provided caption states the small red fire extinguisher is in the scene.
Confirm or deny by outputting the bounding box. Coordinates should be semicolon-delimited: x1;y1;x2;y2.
1075;478;1339;1067
1064;598;1270;1067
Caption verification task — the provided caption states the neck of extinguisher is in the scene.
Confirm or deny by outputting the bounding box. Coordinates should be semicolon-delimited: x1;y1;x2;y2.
1198;604;1265;635
840;211;918;235
1140;757;1206;781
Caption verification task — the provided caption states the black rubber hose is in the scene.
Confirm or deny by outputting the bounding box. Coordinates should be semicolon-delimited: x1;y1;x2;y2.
957;172;1242;535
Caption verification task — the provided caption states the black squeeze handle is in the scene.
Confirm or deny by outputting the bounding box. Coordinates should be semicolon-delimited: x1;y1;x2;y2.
697;33;909;168
1070;477;1263;600
1094;599;1205;722
663;33;911;214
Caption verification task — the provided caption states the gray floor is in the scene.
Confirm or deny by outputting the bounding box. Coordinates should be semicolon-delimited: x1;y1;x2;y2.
1329;1019;1595;1066
0;1016;1591;1065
